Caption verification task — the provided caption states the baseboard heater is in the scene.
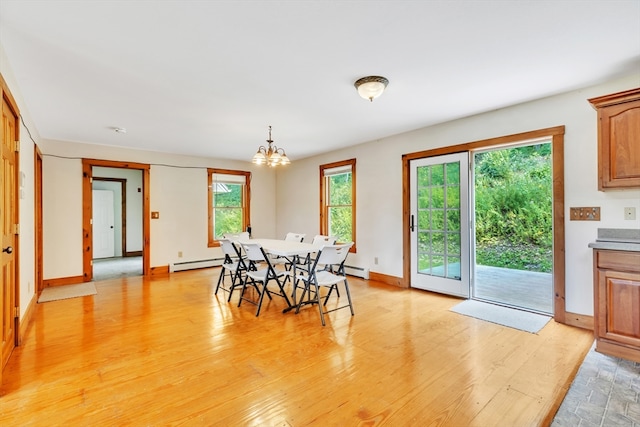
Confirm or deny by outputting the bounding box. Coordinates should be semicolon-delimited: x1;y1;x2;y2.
344;265;370;280
170;258;224;273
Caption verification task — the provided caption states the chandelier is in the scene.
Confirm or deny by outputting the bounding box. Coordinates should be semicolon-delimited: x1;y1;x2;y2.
252;125;290;166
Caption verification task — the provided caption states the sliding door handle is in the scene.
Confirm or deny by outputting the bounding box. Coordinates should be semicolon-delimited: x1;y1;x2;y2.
410;215;415;232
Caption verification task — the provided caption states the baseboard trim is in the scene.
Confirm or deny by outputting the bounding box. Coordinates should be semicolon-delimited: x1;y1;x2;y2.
151;265;170;276
563;312;594;330
42;275;86;288
369;271;406;288
18;294;36;346
125;251;143;257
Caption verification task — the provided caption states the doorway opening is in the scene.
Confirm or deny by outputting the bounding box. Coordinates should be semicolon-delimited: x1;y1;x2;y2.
472;142;553;315
82;159;150;281
91;170;144;281
403;126;567;323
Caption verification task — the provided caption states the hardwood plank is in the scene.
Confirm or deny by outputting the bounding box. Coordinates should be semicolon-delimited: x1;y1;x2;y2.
0;269;593;425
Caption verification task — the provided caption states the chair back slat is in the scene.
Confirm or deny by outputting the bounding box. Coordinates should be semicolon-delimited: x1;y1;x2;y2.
285;232;305;242
315;243;353;268
241;243;267;263
223;232;250;242
312;235;337;246
220;239;239;257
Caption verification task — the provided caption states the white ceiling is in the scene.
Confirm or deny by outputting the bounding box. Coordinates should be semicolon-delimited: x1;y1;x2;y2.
1;1;639;162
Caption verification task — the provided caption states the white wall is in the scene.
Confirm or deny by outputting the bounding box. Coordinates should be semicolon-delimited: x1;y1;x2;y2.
37;140;278;279
275;73;640;316
2;43;40;317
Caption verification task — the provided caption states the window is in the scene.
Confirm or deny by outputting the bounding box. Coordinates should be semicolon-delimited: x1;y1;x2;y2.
208;169;251;247
320;159;356;252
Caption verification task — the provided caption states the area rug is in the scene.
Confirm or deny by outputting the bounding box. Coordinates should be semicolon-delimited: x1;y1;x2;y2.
38;282;97;303
450;299;551;334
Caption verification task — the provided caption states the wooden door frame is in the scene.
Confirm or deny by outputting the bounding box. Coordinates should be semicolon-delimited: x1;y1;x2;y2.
402;126;570;324
35;146;43;293
82;159;150;280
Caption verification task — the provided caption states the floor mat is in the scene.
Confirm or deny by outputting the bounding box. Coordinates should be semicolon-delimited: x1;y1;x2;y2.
38;282;97;303
450;299;550;334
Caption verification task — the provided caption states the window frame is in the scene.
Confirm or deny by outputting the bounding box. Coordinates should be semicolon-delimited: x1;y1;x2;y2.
319;158;356;252
207;168;251;247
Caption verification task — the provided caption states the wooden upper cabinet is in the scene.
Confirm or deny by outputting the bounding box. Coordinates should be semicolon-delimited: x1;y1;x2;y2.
588;87;640;190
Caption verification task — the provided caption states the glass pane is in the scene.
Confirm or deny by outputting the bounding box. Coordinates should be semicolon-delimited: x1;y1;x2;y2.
418;210;430;230
431;187;444;209
417;166;430;187
328;206;352;242
447;257;461;279
431;210;444;231
214;183;242;207
431;165;444;185
214;208;242;239
446;186;460;209
446;162;460;185
447;232;461;255
432;232;445;254
328;173;352;205
418;188;430;209
418;253;430;273
431;256;445;277
418;231;431;253
446;209;460;231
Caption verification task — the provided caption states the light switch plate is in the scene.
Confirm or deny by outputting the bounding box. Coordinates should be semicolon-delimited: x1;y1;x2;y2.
624;207;637;220
570;207;601;221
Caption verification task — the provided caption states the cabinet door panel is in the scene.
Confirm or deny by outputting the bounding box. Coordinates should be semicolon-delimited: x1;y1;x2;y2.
600;271;640;347
606;103;640;183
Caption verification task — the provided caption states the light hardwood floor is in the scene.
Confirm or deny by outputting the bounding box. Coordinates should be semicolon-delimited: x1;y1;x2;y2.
1;268;594;426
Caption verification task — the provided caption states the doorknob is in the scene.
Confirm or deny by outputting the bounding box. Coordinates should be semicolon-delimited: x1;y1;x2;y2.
3;246;13;254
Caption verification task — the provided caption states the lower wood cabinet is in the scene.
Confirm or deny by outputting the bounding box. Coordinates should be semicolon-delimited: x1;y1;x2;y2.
593;249;640;362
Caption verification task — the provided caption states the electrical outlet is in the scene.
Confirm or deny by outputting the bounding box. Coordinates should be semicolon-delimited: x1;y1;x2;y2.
374;257;379;265
624;207;637;220
178;251;183;258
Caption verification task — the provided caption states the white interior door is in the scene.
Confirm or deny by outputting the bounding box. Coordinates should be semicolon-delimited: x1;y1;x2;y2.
410;152;470;297
93;189;115;259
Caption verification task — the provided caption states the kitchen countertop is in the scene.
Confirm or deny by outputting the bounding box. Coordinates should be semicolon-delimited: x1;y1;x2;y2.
588;228;640;252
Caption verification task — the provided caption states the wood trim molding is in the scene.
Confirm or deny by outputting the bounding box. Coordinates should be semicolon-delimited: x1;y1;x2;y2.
82;159;151;280
35;145;44;293
563;312;594;331
369;271;405;288
125;251;143;257
402;126;567;322
43;275;86;288
18;295;36;346
151;265;170;276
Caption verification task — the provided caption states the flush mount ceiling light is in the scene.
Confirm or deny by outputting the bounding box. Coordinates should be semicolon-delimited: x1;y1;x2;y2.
354;76;389;102
252;125;290;167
